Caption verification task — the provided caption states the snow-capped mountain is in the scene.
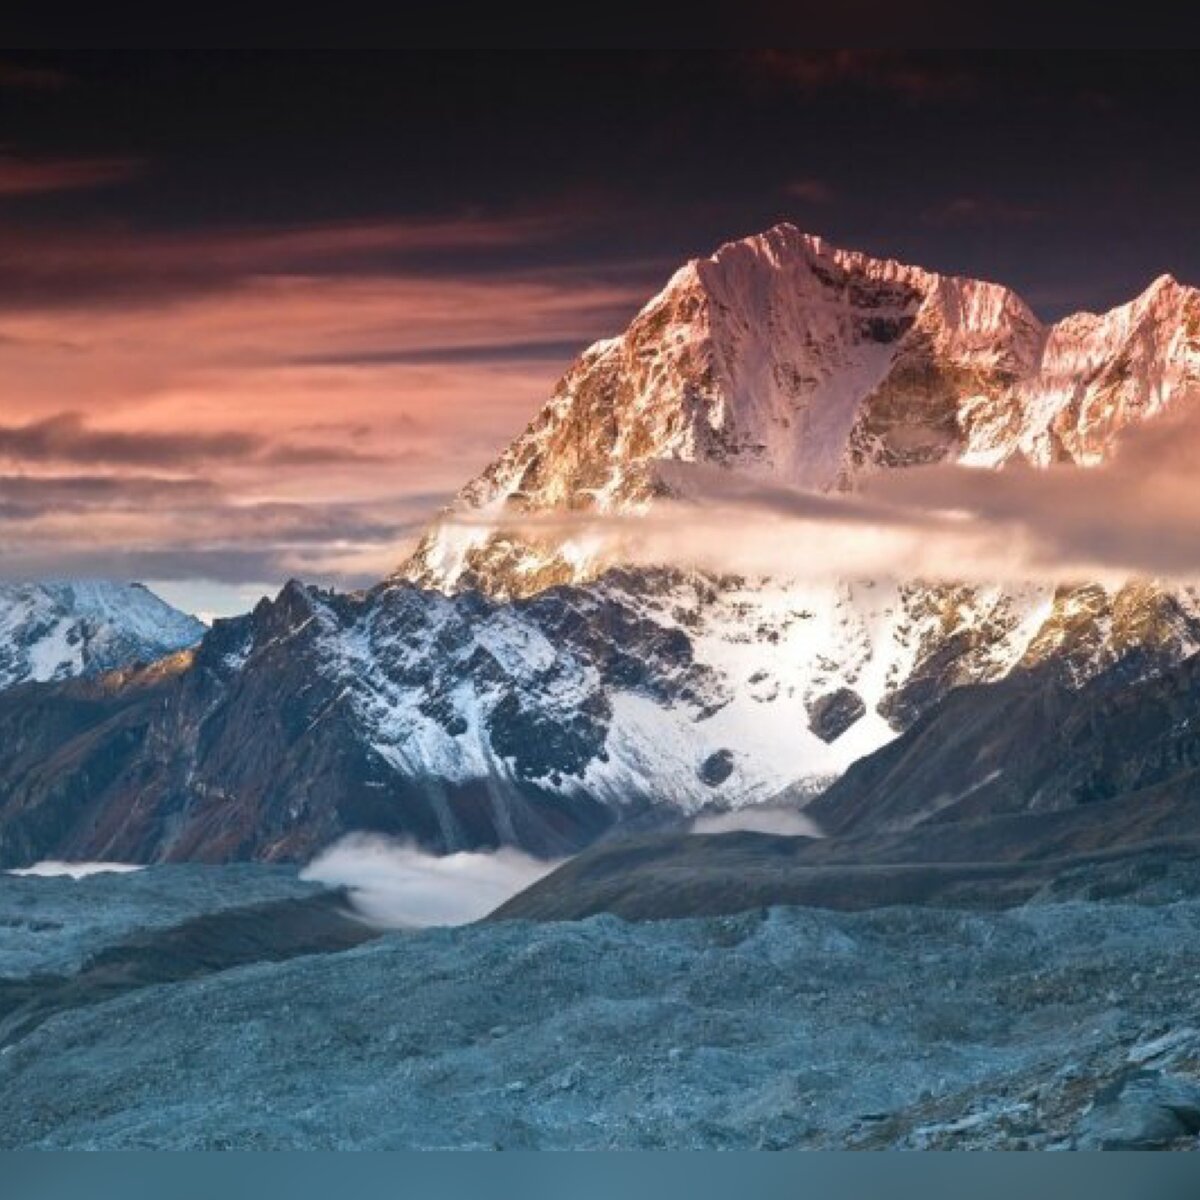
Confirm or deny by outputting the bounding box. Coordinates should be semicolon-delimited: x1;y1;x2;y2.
2;570;1198;866
1;226;1199;866
404;224;1200;597
0;581;205;690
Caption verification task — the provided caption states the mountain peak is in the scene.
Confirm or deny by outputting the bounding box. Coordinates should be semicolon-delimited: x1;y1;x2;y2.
401;229;1200;597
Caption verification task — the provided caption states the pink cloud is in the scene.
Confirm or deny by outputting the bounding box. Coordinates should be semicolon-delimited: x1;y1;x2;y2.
0;155;141;197
783;178;835;205
746;51;972;101
0;61;71;91
0;223;650;590
925;196;1044;227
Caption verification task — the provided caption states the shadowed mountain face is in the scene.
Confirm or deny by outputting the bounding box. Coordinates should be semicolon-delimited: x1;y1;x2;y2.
490;829;1200;923
2;228;1200;866
494;651;1200;922
808;651;1200;839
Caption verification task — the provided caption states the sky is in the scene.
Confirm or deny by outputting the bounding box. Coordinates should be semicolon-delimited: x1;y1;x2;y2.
1;51;1199;618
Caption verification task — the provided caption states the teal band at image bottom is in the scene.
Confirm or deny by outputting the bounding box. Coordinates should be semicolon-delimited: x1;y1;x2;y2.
5;1151;1200;1200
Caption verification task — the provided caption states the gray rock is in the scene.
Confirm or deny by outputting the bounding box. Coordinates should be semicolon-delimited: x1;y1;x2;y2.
699;750;735;786
6;870;1200;1149
1075;1070;1200;1149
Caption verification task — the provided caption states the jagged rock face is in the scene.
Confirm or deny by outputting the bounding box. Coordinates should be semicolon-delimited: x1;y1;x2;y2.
0;582;204;691
1;570;1195;866
402;225;1200;598
388;224;1200;849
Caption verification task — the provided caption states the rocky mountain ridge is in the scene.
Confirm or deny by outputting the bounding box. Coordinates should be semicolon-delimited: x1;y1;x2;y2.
0;569;1197;866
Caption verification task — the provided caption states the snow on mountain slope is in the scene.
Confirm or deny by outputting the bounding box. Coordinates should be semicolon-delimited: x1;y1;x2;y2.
8;569;1198;865
403;225;1200;598
0;581;205;690
312;573;1200;823
368;225;1200;823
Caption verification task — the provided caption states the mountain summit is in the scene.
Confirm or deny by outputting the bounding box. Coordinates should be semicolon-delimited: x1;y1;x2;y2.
404;225;1200;597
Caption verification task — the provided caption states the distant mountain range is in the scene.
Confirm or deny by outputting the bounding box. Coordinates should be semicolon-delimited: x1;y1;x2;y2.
2;225;1200;867
0;581;203;692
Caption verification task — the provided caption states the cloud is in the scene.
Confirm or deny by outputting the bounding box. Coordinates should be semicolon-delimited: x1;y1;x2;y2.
0;473;220;512
258;443;388;467
456;400;1200;587
0;475;446;590
7;861;143;878
0;226;654;603
0;411;389;471
0;210;624;311
783;179;836;205
924;196;1044;227
746;51;972;101
863;404;1200;580
292;338;596;368
690;808;824;837
300;834;561;928
0;154;140;197
0;61;71;91
0;412;260;467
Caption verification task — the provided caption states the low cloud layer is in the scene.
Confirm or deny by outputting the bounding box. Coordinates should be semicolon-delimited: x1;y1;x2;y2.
7;861;144;879
0;482;442;590
300;835;562;928
690;808;824;837
469;404;1200;588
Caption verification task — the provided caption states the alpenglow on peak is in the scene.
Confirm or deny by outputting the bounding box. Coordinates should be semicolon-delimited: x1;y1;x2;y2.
401;224;1200;597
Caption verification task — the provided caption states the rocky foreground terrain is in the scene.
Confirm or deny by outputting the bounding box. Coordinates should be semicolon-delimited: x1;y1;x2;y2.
3;865;1200;1149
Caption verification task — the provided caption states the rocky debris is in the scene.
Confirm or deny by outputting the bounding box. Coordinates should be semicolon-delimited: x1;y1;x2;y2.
5;873;1200;1149
0;890;376;1052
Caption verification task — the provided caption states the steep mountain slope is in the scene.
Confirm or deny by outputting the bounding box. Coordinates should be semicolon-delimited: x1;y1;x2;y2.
0;571;1197;867
494;650;1200;923
808;644;1200;840
403;224;1200;598
0;582;204;691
